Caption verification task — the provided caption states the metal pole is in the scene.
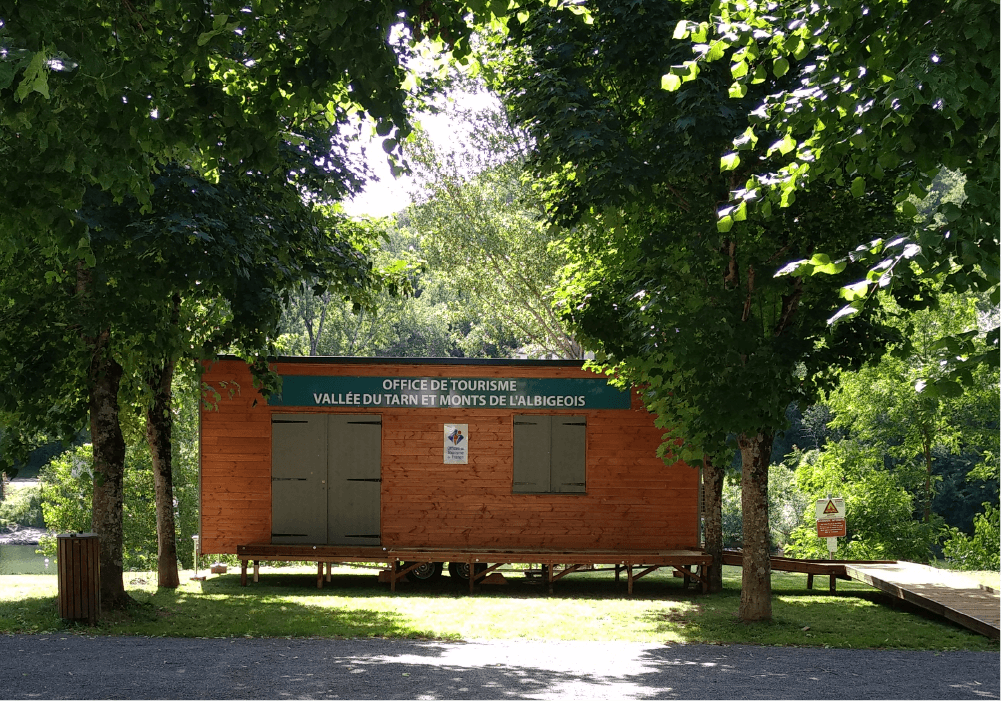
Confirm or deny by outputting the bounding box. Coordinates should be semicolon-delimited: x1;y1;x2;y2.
192;535;201;580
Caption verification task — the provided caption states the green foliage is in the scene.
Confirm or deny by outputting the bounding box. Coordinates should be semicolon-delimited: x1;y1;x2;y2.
37;445;96;558
784;445;939;561
0;150;380;475
821;291;999;543
720;476;743;549
278;223;477;359
720;462;812;551
0;483;44;529
0;0;499;263
778;291;998;563
768;461;812;551
942;505;1001;572
664;0;999;367
36;375;200;570
498;0;906;466
402;84;580;359
278;86;579;361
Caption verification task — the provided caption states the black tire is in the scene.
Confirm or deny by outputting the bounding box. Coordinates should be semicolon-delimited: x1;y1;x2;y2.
403;561;443;584
447;561;488;582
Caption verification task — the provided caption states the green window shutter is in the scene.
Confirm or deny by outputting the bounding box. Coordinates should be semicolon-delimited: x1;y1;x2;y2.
551;416;586;493
513;415;551;493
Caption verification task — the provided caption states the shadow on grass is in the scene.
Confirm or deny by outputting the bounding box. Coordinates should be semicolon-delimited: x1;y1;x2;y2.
639;581;999;650
225;566;707;602
0;594;63;634
132;581;425;639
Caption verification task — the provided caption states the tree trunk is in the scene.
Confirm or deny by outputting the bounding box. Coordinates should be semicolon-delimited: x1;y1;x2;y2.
922;431;933;524
738;430;774;622
702;459;725;593
89;335;131;609
147;357;180;589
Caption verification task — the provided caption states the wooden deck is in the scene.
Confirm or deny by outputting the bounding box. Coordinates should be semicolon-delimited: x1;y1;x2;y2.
236;543;712;595
723;550;999;639
844;562;1000;640
721;551;894;591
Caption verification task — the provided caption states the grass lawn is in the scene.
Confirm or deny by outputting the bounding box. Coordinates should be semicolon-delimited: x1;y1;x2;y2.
1;564;997;650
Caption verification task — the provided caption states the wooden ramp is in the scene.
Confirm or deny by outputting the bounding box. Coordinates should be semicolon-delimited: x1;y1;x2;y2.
844;562;999;639
723;551;998;639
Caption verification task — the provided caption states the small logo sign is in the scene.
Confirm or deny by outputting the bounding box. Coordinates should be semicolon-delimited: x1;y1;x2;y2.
443;424;468;464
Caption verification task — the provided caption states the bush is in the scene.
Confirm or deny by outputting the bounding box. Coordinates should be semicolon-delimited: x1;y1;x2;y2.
721;476;743;549
720;461;812;552
0;482;44;529
784;443;939;561
941;503;1001;571
38;443;167;568
37;373;201;571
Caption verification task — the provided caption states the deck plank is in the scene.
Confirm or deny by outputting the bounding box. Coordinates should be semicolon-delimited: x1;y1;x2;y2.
845;562;1000;639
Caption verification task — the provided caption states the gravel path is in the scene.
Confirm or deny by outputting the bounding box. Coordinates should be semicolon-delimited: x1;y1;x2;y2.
2;635;997;699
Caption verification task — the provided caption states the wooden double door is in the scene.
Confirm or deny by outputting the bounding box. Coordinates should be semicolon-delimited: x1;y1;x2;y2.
270;413;382;546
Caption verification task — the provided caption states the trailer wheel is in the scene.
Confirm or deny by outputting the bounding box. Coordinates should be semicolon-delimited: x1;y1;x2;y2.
404;561;443;583
447;562;487;582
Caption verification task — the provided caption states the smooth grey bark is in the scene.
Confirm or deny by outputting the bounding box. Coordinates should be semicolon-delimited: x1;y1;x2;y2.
147;358;180;589
145;293;181;589
701;459;725;594
89;333;130;609
738;430;773;621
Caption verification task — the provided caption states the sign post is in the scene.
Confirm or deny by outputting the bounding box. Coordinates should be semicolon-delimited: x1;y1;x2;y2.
815;497;846;558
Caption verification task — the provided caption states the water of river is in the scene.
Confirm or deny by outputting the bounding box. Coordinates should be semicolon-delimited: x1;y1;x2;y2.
0;544;55;575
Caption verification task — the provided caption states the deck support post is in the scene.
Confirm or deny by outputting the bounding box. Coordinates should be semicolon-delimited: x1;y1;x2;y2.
807;573;814;589
234;545;713;599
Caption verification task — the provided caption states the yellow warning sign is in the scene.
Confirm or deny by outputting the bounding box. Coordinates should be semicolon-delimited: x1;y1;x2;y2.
815;497;845;520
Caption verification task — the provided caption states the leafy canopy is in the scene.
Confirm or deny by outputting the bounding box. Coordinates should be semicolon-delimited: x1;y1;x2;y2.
0;0;511;261
664;0;999;327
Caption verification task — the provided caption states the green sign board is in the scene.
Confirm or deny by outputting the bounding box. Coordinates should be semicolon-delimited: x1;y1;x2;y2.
269;375;631;410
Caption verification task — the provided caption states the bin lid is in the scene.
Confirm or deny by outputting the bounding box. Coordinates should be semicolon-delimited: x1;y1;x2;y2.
56;532;99;539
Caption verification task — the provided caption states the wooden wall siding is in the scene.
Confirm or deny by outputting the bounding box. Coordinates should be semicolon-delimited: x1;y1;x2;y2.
200;359;699;554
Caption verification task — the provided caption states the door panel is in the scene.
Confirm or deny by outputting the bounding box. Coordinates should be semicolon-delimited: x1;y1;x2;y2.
271;414;327;543
327;415;382;545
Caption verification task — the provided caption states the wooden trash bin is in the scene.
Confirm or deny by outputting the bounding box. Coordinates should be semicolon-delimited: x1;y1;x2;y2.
57;533;100;625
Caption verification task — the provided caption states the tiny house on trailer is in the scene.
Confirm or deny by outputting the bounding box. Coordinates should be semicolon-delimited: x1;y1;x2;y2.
198;357;710;593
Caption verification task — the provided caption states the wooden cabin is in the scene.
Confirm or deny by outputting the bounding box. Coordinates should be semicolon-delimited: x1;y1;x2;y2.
199;357;708;592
